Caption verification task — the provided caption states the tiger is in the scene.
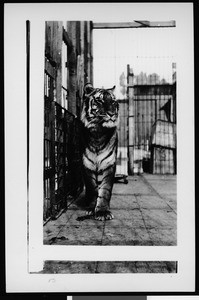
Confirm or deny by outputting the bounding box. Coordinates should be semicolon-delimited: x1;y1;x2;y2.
80;83;119;221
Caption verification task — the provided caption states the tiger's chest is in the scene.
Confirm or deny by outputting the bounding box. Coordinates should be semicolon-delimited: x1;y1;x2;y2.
82;148;115;172
82;131;117;173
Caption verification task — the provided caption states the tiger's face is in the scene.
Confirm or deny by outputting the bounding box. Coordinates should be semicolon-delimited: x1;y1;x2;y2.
81;83;119;130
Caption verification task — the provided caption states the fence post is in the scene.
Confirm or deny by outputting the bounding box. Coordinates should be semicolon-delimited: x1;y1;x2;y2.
127;65;135;174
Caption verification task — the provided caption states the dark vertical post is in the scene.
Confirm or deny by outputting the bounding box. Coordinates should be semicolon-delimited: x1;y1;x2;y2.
67;21;77;116
50;99;56;218
84;21;88;84
90;21;94;84
86;21;93;84
26;20;30;185
127;64;135;174
74;21;81;118
55;22;63;106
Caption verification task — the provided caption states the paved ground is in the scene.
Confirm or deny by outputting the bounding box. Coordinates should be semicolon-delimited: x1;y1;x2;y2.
44;174;176;246
42;174;177;273
41;260;177;274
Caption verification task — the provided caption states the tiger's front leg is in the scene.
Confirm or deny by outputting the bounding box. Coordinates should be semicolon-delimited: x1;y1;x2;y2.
95;165;116;221
83;168;98;216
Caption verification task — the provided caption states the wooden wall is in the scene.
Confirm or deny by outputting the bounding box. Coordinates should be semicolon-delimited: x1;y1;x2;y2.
133;84;175;149
127;66;176;175
45;21;93;116
44;21;93;221
67;21;93;117
45;21;63;106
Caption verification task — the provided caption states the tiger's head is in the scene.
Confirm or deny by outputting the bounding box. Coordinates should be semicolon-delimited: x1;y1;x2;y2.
81;83;119;130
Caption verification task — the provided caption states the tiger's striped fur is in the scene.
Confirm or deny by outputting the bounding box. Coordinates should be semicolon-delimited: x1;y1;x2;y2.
80;83;119;221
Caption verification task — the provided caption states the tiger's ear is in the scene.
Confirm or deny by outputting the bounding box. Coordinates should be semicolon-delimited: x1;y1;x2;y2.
84;83;94;95
108;85;116;92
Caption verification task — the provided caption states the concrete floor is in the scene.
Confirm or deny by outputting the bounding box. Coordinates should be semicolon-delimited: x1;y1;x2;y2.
44;174;177;246
41;260;177;274
42;174;177;274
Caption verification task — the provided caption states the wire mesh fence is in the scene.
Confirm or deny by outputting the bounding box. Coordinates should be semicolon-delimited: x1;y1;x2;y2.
44;73;83;222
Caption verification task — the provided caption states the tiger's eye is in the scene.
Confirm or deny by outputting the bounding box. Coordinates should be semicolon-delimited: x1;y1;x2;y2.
99;94;104;100
96;99;103;106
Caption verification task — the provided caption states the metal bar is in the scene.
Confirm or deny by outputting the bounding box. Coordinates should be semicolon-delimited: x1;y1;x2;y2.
26;20;30;184
93;21;176;29
90;21;94;84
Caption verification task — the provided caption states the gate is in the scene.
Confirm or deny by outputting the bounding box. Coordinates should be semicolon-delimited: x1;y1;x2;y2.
127;63;177;175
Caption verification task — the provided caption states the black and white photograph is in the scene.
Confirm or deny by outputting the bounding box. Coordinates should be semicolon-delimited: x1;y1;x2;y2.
41;18;177;274
5;2;195;293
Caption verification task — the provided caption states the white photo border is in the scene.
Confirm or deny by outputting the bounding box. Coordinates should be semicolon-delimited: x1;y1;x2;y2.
5;2;195;293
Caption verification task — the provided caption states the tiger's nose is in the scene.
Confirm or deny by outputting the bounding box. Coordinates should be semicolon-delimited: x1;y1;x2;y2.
107;111;115;117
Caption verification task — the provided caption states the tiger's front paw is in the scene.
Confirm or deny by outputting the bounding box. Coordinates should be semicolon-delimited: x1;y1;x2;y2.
95;210;114;221
86;210;95;216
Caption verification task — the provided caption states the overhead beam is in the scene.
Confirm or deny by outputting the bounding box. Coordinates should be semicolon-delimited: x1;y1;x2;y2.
93;20;176;29
134;20;150;27
148;21;176;27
